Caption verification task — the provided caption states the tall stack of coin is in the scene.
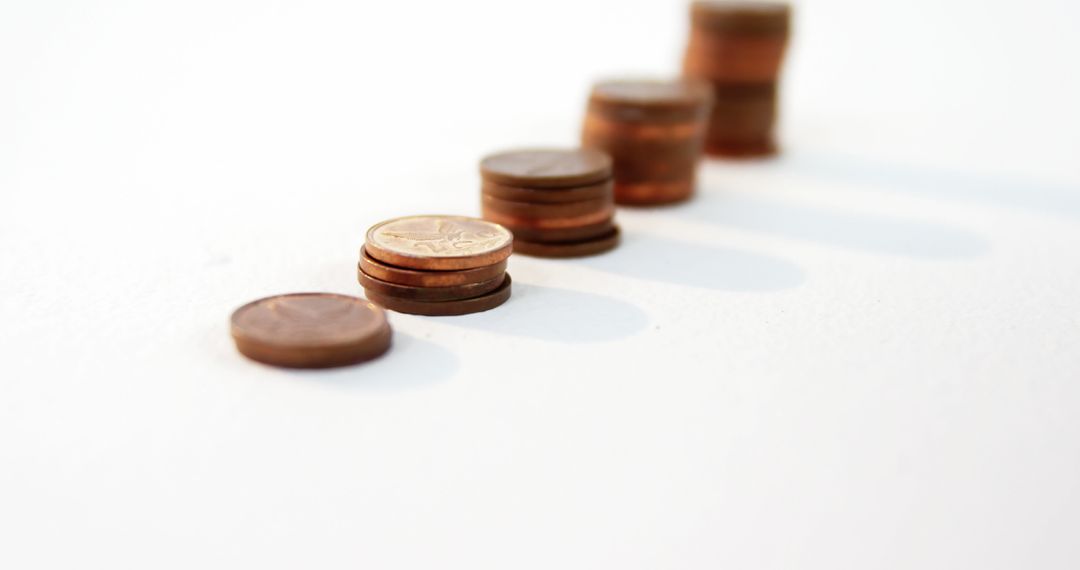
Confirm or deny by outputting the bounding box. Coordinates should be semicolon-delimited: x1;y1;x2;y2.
682;1;791;157
581;79;713;205
358;215;513;316
480;148;620;257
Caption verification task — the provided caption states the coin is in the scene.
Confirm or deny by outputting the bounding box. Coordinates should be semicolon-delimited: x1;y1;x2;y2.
690;1;791;34
500;219;615;243
482;204;614;229
230;293;391;368
512;227;621;258
481;194;611;220
587;79;713;123
365;274;513;316
615;181;696;205
480;148;612;188
683;34;789;82
481;178;612;204
365;215;513;270
359;247;507;288
358;268;505;302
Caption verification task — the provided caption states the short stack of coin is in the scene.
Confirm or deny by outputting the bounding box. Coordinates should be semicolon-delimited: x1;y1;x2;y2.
682;1;791;157
480;148;620;257
581;79;713;205
358;215;513;316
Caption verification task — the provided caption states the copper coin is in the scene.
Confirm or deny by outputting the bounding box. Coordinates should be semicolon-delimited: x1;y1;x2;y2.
481;178;612;204
513;227;621;258
365;274;513;317
482;203;614;229
683;34;788;82
690;1;791;34
501;218;615;243
481;194;611;220
615;181;696;205
479;148;612;188
230;293;391;368
579;116;704;142
587;79;713;123
358;247;506;288
705;138;778;158
365;215;513;271
358;268;505;302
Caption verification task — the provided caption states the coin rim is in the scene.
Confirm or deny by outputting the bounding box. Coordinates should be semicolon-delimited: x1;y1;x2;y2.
358;267;506;301
364;274;513;317
512;227;622;258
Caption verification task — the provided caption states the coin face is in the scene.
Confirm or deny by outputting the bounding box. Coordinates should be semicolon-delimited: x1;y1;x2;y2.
592;79;709;106
230;293;391;368
480;148;612;188
365;215;513;270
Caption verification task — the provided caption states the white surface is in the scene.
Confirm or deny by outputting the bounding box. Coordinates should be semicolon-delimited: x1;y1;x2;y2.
2;0;1079;568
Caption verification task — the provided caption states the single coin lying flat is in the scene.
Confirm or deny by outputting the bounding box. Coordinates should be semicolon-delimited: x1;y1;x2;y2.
230;292;391;368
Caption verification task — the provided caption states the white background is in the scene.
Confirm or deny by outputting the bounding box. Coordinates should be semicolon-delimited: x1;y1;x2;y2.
2;0;1079;568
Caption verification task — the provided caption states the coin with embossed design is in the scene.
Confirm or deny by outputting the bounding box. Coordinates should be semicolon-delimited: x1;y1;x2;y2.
365;215;513;270
230;293;391;368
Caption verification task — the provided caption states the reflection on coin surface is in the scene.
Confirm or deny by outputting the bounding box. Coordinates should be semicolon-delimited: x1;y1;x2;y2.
230;292;391;368
365;215;513;270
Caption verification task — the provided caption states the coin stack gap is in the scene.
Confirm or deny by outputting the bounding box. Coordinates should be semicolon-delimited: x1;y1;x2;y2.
358;215;513;316
581;79;713;205
230;293;392;368
682;1;791;157
479;148;620;257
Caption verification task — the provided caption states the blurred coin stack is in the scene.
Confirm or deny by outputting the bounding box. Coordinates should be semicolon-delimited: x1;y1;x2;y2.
582;79;713;205
480;148;620;257
358;215;513;316
682;1;791;157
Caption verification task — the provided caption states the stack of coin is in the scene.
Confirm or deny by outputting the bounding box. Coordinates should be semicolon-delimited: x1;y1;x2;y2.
231;293;392;368
581;79;713;205
682;1;791;157
358;215;513;316
480;148;620;257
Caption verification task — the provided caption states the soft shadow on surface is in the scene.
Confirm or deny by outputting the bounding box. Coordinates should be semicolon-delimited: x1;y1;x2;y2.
290;333;459;391
784;152;1080;220
670;189;990;259
578;233;805;292
448;282;650;343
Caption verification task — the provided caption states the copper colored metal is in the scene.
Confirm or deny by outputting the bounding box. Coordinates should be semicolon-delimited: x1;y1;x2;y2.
358;268;504;302
365;215;513;271
690;1;790;34
613;181;696;205
481;178;612;204
482;203;615;230
683;2;790;158
512;227;621;258
230;293;392;368
502;219;615;243
481;194;610;220
479;148;611;188
683;32;789;83
582;79;711;205
365;274;513;317
358;247;506;288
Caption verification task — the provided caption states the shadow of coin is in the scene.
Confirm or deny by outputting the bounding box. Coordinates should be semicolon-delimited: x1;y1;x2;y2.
672;187;990;259
578;233;805;292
